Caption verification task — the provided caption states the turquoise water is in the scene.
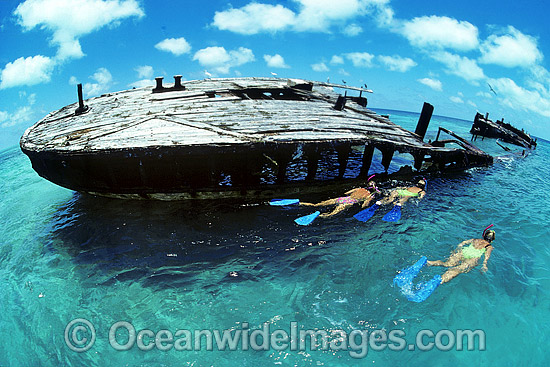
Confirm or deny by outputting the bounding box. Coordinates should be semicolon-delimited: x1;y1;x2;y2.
1;110;549;366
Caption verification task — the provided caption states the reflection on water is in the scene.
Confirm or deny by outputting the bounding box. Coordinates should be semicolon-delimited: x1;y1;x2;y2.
49;192;340;289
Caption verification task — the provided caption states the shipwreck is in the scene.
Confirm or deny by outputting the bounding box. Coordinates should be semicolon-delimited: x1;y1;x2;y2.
20;77;493;200
470;112;537;149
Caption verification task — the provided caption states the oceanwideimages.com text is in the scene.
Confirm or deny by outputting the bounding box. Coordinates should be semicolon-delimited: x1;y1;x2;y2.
65;319;486;358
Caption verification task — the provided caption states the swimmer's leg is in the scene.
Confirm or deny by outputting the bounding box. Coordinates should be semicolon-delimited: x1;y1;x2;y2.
301;198;339;207
319;204;353;218
428;252;462;267
441;260;477;284
398;196;411;206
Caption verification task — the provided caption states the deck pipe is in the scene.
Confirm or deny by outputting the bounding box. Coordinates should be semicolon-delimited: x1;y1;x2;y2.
74;84;88;115
153;77;164;93
173;75;185;91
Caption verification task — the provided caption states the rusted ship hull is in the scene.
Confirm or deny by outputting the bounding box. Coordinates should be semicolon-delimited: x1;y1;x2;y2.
470;112;537;148
21;77;493;200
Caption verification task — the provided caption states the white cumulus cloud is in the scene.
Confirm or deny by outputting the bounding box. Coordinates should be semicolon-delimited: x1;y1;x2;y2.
432;52;486;83
418;78;442;91
377;55;416;72
342;23;363;36
489;77;550;118
0;55;55;89
480;27;543;68
129;65;155;88
264;54;290;68
193;47;255;74
83;67;113;97
311;62;329;72
155;38;192;56
450;96;464;104
330;55;345;65
344;52;375;68
212;0;394;35
135;65;154;79
477;91;493;99
294;0;369;32
212;3;296;35
1;92;37;128
400;16;479;51
14;0;144;60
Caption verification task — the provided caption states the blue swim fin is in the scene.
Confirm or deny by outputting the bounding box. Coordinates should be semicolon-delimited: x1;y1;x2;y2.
382;205;401;222
394;257;441;302
269;199;300;206
406;275;442;303
393;256;427;288
294;211;320;226
354;203;379;222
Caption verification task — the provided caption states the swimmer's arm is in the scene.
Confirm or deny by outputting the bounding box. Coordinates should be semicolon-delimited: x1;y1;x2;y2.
418;191;426;199
482;247;492;272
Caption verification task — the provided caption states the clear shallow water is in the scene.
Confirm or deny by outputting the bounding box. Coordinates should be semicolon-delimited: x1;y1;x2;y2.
1;111;549;366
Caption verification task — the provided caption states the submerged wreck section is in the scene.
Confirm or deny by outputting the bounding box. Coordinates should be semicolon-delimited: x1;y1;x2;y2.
471;112;537;149
21;77;493;200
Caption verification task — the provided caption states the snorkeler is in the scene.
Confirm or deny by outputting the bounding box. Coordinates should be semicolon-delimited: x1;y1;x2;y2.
300;178;379;218
393;225;496;302
367;179;426;222
427;226;495;283
378;179;426;207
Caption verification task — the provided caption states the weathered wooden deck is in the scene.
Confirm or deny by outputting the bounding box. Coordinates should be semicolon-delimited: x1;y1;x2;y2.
20;77;493;199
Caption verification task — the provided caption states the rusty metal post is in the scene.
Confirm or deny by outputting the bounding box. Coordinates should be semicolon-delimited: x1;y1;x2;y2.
414;102;434;140
75;84;88;115
333;95;346;111
359;144;374;178
336;143;351;179
272;146;294;184
380;148;394;172
413;152;425;171
304;145;319;181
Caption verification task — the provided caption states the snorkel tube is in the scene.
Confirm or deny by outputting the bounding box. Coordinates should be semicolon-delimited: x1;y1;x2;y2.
483;224;494;237
367;174;381;193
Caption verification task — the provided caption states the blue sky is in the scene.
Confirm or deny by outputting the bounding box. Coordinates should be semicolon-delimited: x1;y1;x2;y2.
2;0;550;149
